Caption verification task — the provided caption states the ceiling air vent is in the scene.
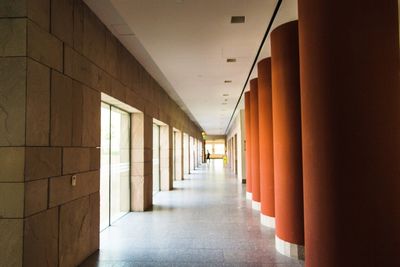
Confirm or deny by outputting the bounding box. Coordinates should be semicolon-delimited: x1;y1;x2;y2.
226;58;236;63
231;16;245;24
224;80;232;83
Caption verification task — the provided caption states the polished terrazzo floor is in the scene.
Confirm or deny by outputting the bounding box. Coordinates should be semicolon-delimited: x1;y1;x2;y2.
80;160;304;267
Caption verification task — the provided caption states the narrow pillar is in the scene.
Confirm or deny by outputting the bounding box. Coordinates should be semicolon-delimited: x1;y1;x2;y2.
250;78;260;210
257;58;275;228
271;21;304;259
244;92;252;199
298;1;400;266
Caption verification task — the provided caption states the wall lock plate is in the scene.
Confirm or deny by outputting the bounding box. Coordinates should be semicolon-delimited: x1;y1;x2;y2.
71;175;77;186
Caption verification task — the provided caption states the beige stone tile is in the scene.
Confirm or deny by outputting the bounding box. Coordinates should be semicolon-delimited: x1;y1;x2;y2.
158;111;170;125
89;192;99;253
160;167;171;191
160;154;170;168
24;208;58;267
0;183;24;218
26;58;50;146
145;102;159;120
72;0;84;51
143;174;153;210
0;147;25;182
51;0;73;46
59;196;91;267
143;116;153;149
24;179;48;217
63;147;90;174
0;57;26;146
0;219;23;267
131;175;144;211
49;170;99;207
25;147;62;181
82;87;100;147
131;113;144;149
62;147;99;175
0;0;26;17
89;147;100;170
100;70;113;95
118;45;132;87
72;80;84;146
131;148;144;163
27;0;50;31
105;31;119;78
64;44;111;93
111;78;127;103
0;18;26;56
27;19;62;71
50;70;73;146
131;162;144;176
82;7;105;69
126;89;145;112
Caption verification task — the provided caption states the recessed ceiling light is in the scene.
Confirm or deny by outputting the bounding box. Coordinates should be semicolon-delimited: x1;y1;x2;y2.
227;58;236;63
224;80;232;83
231;16;245;24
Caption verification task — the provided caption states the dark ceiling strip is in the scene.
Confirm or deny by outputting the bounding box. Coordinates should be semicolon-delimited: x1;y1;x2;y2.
224;0;283;134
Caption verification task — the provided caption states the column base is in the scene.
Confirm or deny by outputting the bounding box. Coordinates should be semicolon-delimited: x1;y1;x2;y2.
246;192;252;200
275;235;305;260
252;201;261;211
260;213;275;228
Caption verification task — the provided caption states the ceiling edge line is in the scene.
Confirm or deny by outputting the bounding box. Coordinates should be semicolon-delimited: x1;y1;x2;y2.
224;0;283;134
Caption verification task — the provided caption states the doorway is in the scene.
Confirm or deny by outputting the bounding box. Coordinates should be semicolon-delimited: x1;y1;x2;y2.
153;123;161;194
100;103;131;231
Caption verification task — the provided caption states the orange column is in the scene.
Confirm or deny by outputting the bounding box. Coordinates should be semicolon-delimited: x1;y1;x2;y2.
271;21;304;259
244;91;252;199
257;58;275;228
299;1;400;266
250;78;260;210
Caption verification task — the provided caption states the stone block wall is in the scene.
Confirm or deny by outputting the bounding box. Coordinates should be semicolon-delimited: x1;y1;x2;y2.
0;0;202;266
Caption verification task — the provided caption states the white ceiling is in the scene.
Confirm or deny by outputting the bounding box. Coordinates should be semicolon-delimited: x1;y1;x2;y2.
84;0;298;135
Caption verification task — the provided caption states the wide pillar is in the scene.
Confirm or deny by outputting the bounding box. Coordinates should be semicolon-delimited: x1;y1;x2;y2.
298;1;400;266
250;78;260;210
271;21;304;259
244;92;252;199
257;58;275;228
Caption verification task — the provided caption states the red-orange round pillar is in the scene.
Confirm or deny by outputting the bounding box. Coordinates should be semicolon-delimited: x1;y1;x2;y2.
250;78;261;210
271;21;304;259
298;1;400;266
244;91;252;199
257;58;275;228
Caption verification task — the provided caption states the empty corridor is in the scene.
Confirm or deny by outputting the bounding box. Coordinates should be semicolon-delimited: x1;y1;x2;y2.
81;160;304;267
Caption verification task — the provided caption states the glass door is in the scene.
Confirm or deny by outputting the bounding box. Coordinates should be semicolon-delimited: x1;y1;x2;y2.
100;103;111;231
110;107;130;224
152;124;160;194
100;103;131;231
